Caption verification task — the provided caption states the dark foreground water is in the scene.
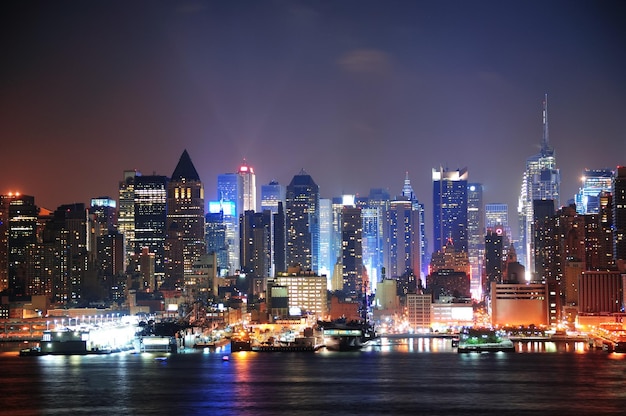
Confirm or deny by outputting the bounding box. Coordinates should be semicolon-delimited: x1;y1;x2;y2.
2;338;626;416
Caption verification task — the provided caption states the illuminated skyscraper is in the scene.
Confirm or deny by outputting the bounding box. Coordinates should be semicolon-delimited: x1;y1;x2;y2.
217;173;243;273
0;193;39;297
485;203;510;234
285;169;320;273
432;167;468;253
318;198;333;281
575;168;613;215
238;162;257;212
118;170;141;268
467;183;483;298
383;199;421;281
518;94;560;277
134;175;168;286
341;204;364;298
363;188;391;290
401;174;427;278
613;166;626;262
165;150;205;288
261;180;285;214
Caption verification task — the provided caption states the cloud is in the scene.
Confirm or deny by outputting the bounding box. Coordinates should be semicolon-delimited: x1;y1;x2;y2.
337;49;393;75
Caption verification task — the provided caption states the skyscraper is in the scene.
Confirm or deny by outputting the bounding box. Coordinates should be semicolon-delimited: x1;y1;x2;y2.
518;94;560;278
401;174;427;279
285;169;320;273
341;204;364;298
261;180;285;214
485;203;510;234
0;193;39;297
217;173;243;273
432;167;469;253
134;175;168;287
613;166;626;263
118;170;141;269
238;162;257;212
467;183;484;298
575;168;614;215
383;199;421;281
165;150;205;288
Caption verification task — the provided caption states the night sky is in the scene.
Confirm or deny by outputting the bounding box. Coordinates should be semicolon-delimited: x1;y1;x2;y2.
2;1;625;242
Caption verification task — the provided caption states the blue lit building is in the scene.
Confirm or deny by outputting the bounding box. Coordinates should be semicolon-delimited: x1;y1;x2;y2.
432;167;468;253
575;168;613;214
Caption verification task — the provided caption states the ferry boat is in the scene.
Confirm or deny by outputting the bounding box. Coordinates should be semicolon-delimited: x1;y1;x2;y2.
317;320;377;351
456;328;515;353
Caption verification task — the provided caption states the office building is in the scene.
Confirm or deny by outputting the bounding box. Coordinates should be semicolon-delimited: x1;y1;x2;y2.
217;173;243;273
467;183;483;297
575;168;614;215
432;167;468;253
341;204;364;298
165;150;205;288
518;94;560;276
133;175;168;287
285;169;320;273
118;170;141;269
238;162;257;213
613;166;626;262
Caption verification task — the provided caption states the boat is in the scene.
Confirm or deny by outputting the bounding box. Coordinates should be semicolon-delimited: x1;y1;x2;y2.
457;328;515;353
317;320;378;351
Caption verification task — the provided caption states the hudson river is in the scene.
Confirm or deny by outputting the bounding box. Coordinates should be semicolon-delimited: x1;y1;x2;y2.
2;338;626;415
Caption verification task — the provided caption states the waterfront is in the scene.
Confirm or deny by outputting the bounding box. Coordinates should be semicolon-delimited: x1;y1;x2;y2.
1;338;626;416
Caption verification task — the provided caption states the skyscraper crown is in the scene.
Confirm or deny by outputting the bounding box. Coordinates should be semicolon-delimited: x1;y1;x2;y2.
171;149;201;181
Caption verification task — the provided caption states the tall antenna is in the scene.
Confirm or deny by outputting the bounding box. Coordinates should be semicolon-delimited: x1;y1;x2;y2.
541;93;552;155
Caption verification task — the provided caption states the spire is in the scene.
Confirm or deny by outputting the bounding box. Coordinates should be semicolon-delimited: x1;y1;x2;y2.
402;171;414;200
541;93;553;156
171;149;201;181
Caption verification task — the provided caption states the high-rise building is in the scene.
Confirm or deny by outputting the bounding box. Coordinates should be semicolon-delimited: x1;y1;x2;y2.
118;170;141;269
0;194;39;297
45;203;89;304
134;175;168;287
362;188;391;290
613;166;626;262
401;174;427;279
285;169;320;273
165;150;205;288
467;183;483;298
217;173;243;272
484;228;503;295
318;198;333;282
485;203;510;236
518;94;560;277
205;209;228;276
383;199;421;281
238;162;257;212
575;168;614;215
260;180;285;214
432;167;468;253
341;204;364;298
240;210;272;280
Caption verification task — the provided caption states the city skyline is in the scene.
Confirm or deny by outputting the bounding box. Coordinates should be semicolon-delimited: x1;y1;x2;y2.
2;1;625;240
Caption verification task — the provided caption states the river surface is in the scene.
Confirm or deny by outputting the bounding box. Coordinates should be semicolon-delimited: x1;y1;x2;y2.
1;338;625;416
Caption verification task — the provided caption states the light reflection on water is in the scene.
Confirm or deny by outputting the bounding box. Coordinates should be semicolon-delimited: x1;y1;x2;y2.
2;339;626;416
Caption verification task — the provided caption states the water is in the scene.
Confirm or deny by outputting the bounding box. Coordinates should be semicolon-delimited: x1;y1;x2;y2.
2;338;626;416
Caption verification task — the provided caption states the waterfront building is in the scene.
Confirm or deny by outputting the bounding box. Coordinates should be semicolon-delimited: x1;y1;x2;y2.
118;170;141;269
165;150;205;289
272;266;328;319
431;302;473;329
432;167;468;253
613;166;626;263
467;183;484;298
575;168;614;215
579;270;623;314
133;175;168;287
285;169;320;273
490;282;549;327
406;293;432;331
518;94;560;277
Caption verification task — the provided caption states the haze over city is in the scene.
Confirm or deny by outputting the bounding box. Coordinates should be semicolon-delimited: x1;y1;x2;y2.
2;0;625;242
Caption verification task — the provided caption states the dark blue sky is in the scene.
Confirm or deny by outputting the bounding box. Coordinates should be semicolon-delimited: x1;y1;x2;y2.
2;0;625;241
